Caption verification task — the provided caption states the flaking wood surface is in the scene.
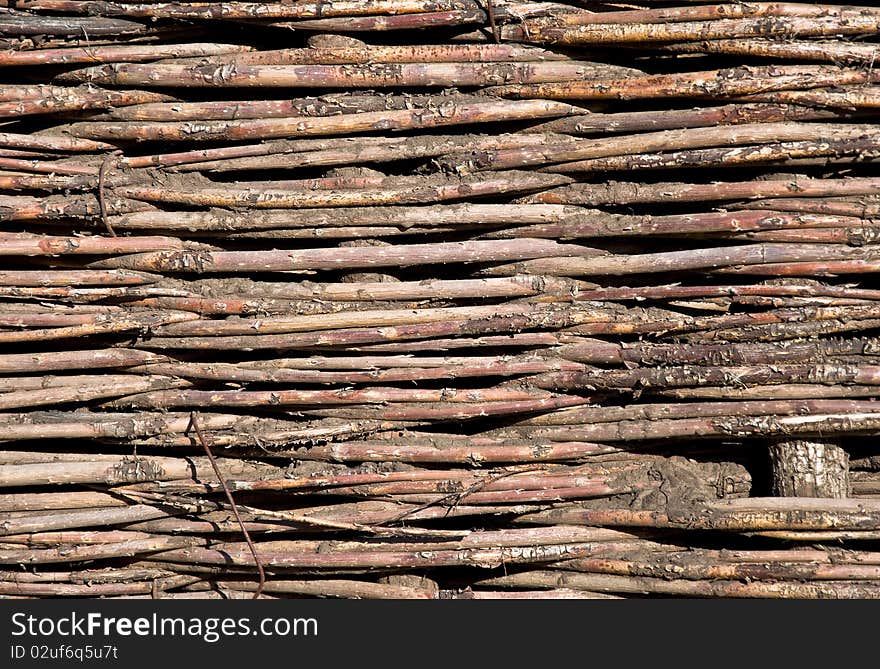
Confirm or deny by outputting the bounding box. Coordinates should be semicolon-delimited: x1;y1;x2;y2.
2;0;880;599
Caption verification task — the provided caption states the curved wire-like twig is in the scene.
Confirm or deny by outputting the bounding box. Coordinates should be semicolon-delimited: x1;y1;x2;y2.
188;411;266;599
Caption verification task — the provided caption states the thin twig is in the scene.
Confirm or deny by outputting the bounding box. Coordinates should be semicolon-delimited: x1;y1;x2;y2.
380;467;543;525
187;411;265;599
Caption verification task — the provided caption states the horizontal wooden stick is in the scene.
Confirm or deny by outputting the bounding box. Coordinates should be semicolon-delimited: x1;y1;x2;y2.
271;398;594;423
91;237;584;273
230;471;648;499
134;221;457;240
0;348;163;374
0;132;112;152
0;411;332;443
0;85;171;119
107;203;587;232
123;285;582;315
714;260;880;275
0;193;153;221
517;498;880;532
0;493;128;513
148;303;599;337
0;7;148;36
59;60;639;88
133;356;584;385
0;564;170;579
160;170;556;194
135;498;551;531
219;579;436;599
328;485;625;506
746;86;880;110
715;227;880;245
0;233;199;256
516;398;880;427
0;148;54;159
521;412;880;444
114;172;571;208
527;102;845;136
118;303;880;348
451;588;618;599
330;333;563;354
148;541;614;570
224;339;879;372
488;65;880;100
509;3;880;27
0;157;99;177
539;138;880;174
482;243;880;277
0;375;188;411
0;504;172;536
0;453;281;488
537;363;880;391
266;9;486;31
0;309;196;343
733;196;880;217
171;133;575;173
559;337;880;366
132;317;573;351
167;42;569;67
264;436;614;464
65;99;581;142
463;122;877;171
684;319;880;344
505;13;880;45
115;120;489;165
0;42;254;67
478;570;880;598
526;176;880;206
105;91;485;123
0;269;159;286
574;282;880;304
483;210;858;241
657;383;877;400
557;553;880;582
0;575;202;597
0;172;94;190
103;385;565;410
132;526;647;558
18;0;483;19
0;536;199;565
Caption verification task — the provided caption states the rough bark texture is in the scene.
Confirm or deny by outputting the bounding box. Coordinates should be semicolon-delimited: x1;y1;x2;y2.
769;440;850;498
6;0;880;600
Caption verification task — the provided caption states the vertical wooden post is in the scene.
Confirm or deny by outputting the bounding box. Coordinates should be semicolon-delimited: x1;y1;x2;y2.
768;439;850;498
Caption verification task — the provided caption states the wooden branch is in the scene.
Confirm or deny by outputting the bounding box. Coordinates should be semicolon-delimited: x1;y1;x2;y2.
527;102;845;136
163;43;569;67
526;176;880;206
770;440;850;498
263;9;487;32
488;65;880;101
59;60;640;88
503;12;880;45
64;99;581;142
16;0;484;20
90;237;584;273
478;571;880;598
663;38;880;64
0;42;254;67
